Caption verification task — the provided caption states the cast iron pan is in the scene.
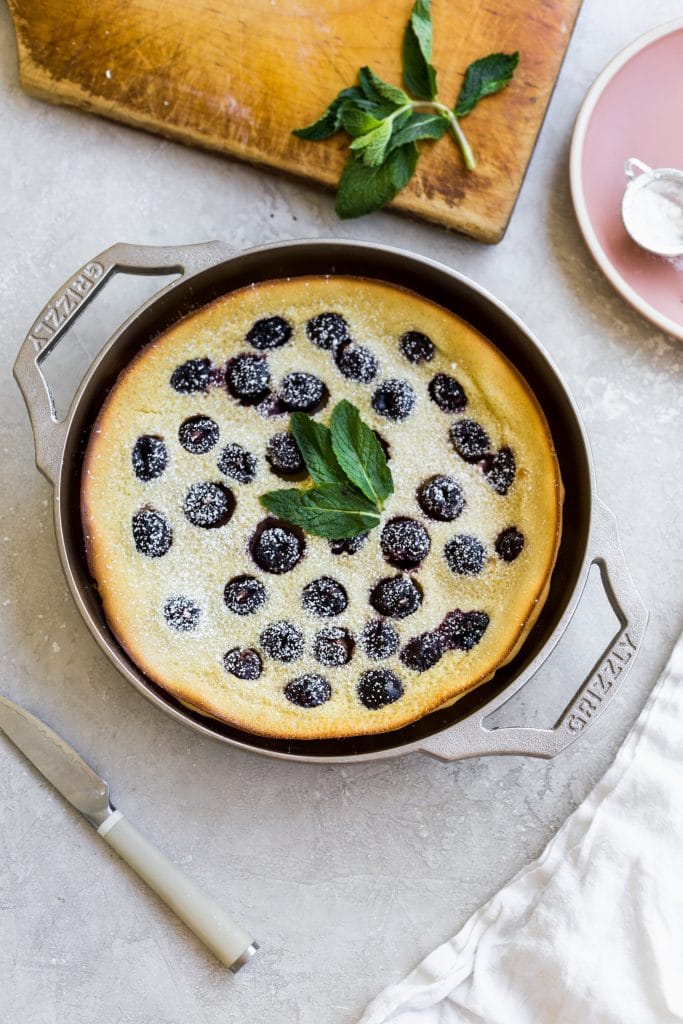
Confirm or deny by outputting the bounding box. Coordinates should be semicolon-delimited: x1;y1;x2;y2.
14;240;648;762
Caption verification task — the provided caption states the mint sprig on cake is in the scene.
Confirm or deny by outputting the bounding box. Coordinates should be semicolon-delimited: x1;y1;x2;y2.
260;400;394;539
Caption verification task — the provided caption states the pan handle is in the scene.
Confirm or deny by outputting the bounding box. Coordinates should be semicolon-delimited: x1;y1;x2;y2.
13;241;235;483
420;498;648;761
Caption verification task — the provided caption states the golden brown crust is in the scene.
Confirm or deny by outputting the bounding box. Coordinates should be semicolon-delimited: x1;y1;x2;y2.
81;276;562;739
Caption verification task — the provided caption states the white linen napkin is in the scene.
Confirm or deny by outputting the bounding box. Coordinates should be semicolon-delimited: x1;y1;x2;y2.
358;633;683;1024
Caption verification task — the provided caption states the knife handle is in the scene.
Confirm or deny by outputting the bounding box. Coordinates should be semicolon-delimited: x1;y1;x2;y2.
98;812;257;971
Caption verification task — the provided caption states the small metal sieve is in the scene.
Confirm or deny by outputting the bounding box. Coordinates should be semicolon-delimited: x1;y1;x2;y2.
622;158;683;257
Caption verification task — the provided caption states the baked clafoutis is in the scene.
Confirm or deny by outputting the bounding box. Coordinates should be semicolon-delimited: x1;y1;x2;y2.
81;277;563;739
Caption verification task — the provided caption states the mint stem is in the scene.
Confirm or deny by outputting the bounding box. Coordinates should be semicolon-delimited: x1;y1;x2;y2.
411;100;476;170
386;103;414;123
348;98;476;171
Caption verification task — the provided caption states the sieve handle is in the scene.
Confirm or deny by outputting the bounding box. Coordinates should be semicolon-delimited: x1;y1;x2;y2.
13;241;234;483
420;499;648;761
624;157;651;181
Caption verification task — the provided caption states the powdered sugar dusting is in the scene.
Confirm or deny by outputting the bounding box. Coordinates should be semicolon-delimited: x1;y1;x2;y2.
82;277;560;738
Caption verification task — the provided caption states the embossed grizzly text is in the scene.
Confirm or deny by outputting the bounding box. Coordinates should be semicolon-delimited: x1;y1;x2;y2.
29;262;105;349
565;632;637;732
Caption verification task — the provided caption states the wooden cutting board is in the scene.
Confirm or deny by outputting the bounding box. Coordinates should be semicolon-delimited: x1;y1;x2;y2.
8;0;581;242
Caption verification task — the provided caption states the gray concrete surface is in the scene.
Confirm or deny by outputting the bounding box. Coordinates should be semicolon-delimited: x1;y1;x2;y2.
1;2;681;1022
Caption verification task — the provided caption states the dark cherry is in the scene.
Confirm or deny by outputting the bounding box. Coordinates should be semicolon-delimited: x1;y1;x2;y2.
369;575;422;619
279;371;327;413
400;632;444;672
301;577;348;617
439;609;490;651
313;627;355;667
428;373;467;413
266;431;305;477
251;519;305;574
417;474;465;522
131;435;168;482
495;526;525;562
284;673;332;708
223;647;263;680
360;619;399;660
380;517;430;570
335;341;379;383
329;532;368;556
357;669;403;710
226;353;271;404
217;442;257;484
163;595;201;632
371;379;415;421
178;415;219;454
223;575;267;615
183;482;234;529
132;507;172;558
170;357;211;394
246;315;292;350
450;419;491;463
306;312;350;350
260;621;304;662
444;534;486;576
484;447;516;495
399;330;435;364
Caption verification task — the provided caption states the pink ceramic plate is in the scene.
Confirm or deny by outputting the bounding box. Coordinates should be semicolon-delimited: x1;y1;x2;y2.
570;20;683;340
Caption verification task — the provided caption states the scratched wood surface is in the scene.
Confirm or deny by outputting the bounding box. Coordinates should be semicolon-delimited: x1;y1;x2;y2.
7;0;581;242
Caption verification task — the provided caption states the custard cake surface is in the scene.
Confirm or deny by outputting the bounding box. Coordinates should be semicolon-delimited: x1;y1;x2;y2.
82;277;563;739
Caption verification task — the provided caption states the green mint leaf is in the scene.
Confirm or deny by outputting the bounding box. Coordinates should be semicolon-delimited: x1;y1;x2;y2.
259;485;380;539
388;111;447;150
352;97;400;119
336;154;396;217
402;0;438;100
358;66;409;108
339;104;384;138
289;413;347;486
293;85;365;141
335;144;418;218
350;118;393;166
454;51;519;117
346;95;406;121
408;0;433;60
358;66;382;103
387;141;419;190
330;400;394;507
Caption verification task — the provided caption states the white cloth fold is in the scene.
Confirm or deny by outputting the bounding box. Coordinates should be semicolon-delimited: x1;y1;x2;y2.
359;634;683;1024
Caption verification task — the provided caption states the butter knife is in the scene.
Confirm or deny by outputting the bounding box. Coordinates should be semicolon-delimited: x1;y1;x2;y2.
0;694;258;971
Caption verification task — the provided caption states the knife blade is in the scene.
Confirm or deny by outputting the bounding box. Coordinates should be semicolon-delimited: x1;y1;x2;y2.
0;694;258;972
0;694;112;825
